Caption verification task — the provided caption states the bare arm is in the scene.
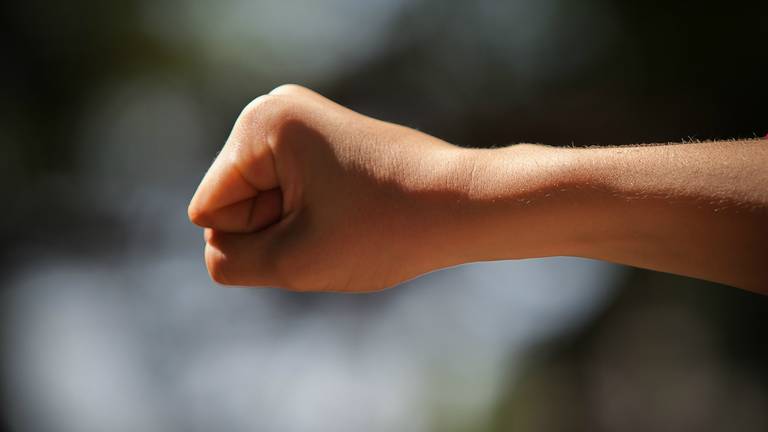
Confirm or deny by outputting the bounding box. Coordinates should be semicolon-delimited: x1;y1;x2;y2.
459;141;768;292
189;85;768;293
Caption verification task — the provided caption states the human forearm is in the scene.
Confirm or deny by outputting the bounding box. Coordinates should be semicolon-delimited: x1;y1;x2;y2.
457;140;768;292
189;85;766;293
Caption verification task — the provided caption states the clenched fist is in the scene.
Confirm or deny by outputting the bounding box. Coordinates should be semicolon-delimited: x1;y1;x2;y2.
188;85;497;292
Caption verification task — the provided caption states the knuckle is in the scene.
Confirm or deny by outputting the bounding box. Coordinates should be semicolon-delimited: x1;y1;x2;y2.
269;83;308;97
239;94;298;145
240;94;282;122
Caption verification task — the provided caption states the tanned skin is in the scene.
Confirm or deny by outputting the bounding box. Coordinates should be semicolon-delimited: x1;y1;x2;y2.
188;85;768;294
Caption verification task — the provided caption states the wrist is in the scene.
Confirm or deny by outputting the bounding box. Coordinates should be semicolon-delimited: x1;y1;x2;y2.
446;144;591;263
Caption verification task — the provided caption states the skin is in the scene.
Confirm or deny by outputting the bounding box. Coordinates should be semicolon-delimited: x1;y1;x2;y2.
188;85;768;294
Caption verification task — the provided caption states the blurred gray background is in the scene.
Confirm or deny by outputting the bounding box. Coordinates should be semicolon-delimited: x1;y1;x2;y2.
1;1;767;431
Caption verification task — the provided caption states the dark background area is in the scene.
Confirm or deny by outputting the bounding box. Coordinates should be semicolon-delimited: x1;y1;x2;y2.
1;1;766;431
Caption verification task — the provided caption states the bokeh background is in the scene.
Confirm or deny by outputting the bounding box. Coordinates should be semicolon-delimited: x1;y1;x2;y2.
2;1;767;431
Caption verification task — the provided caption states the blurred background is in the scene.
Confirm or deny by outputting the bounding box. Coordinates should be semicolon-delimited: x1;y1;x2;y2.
1;0;767;431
